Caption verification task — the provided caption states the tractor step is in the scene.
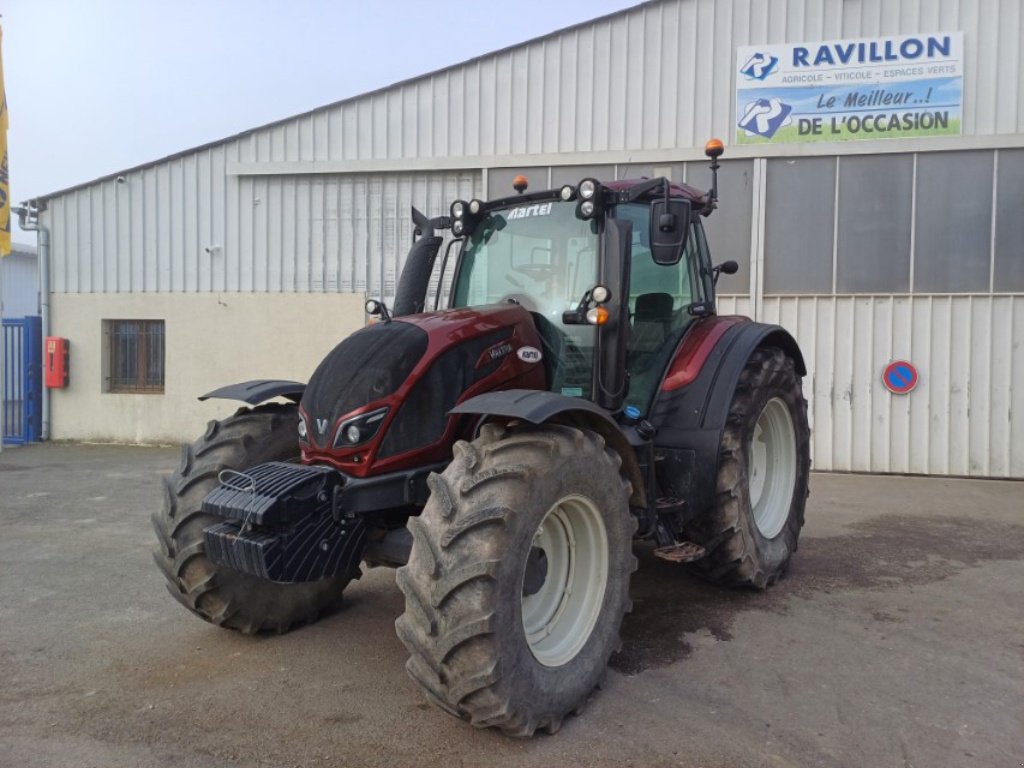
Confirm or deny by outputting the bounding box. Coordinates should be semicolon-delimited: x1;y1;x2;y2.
655;496;687;515
653;541;707;563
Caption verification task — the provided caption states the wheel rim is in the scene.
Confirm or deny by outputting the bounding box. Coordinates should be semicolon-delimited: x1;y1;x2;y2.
748;397;797;539
521;495;608;668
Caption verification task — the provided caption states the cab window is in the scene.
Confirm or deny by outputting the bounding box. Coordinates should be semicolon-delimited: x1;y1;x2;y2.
614;203;703;414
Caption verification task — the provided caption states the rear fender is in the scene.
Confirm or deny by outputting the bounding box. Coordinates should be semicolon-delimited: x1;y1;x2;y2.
650;319;805;516
449;389;646;507
199;379;306;406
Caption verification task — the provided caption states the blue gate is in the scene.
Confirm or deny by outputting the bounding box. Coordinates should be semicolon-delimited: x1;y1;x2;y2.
2;316;42;444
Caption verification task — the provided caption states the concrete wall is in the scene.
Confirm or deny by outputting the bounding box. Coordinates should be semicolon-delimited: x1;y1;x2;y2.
49;292;365;443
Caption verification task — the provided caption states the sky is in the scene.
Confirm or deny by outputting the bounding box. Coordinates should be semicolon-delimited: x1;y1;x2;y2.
3;0;641;219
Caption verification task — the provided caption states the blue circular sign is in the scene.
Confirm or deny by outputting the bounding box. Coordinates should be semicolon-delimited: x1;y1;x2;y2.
883;360;919;394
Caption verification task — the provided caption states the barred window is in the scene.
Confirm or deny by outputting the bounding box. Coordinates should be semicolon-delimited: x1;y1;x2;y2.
106;320;165;393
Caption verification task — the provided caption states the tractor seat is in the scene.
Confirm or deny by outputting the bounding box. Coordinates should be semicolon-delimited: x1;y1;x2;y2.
631;292;674;355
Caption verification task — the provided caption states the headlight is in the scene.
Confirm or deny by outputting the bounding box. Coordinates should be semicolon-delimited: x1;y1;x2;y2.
452;219;465;236
297;418;307;439
332;407;389;449
469;199;483;215
580;200;595;218
591;284;610;303
579;178;598;200
559;185;576;201
451;200;466;219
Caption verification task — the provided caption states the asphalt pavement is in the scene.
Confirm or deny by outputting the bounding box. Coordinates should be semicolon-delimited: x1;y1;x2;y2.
1;442;1022;767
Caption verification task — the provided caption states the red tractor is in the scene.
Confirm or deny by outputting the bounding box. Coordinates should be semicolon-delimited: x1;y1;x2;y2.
154;140;810;736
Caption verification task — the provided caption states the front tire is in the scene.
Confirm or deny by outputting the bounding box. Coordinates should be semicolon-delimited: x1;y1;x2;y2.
152;403;353;634
686;346;810;588
395;423;636;736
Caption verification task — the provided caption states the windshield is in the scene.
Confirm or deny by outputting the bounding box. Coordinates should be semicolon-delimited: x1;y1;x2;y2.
451;200;599;398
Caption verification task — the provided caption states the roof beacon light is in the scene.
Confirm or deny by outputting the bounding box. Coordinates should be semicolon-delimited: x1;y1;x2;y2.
512;175;529;194
703;138;724;215
704;138;724;159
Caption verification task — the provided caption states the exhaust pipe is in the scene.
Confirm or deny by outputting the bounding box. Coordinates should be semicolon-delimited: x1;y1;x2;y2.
392;207;444;317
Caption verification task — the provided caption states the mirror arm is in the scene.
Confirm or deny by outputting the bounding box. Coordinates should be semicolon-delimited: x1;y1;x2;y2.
561;289;594;325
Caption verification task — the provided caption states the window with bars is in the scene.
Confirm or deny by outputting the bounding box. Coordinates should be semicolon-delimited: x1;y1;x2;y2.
105;320;165;393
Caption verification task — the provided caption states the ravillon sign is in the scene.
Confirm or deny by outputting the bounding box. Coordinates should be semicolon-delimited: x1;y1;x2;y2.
735;32;963;144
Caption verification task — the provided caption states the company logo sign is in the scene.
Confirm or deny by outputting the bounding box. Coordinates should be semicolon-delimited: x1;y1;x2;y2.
739;52;779;81
735;32;963;145
506;203;553;220
737;97;793;139
517;346;542;364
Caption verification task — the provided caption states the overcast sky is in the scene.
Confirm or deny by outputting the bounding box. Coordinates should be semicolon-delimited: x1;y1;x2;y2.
4;0;640;217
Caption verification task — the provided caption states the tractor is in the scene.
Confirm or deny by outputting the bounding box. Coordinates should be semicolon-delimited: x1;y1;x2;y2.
153;139;810;737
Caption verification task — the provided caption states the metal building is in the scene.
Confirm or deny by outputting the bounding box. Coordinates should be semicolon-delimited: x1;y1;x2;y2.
18;0;1024;476
1;243;38;318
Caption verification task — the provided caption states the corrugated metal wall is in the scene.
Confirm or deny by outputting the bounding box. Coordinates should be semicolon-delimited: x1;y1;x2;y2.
225;0;1023;163
42;0;1023;297
48;165;478;298
0;253;39;318
762;295;1024;477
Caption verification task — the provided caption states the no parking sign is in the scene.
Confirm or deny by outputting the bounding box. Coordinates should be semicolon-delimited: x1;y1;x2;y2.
882;360;919;394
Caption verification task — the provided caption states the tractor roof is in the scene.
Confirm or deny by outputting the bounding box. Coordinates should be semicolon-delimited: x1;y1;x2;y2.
603;178;708;205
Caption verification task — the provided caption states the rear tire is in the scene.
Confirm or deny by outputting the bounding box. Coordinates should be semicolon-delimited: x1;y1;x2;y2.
395;423;636;736
686;346;810;588
152;403;353;634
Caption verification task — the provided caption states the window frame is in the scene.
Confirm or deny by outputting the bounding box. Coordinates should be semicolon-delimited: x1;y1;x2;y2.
105;319;166;395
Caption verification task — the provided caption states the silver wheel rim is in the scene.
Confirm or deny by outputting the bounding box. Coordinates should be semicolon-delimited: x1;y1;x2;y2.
748;397;797;539
521;495;608;668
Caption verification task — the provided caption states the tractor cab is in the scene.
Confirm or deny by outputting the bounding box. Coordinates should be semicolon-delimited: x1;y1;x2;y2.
447;178;715;416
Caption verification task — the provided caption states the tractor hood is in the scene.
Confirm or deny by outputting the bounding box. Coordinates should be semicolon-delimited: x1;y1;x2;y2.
299;304;546;477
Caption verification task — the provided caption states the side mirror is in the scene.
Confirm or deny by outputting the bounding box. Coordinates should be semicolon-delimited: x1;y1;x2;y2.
712;260;739;285
649;199;691;265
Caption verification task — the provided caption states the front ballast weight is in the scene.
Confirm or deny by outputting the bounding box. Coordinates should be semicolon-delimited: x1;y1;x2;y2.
202;462;365;584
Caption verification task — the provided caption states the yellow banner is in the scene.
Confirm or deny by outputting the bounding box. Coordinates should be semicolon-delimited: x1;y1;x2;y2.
0;25;9;257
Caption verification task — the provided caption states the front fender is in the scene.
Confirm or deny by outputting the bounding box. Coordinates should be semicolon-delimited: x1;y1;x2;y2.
450;389;646;506
198;379;306;406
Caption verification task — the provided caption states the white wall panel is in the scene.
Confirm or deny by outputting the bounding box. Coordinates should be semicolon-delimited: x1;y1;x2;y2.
762;295;1024;478
47;167;477;297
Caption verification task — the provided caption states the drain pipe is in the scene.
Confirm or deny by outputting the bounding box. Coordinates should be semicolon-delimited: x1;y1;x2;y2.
13;201;51;440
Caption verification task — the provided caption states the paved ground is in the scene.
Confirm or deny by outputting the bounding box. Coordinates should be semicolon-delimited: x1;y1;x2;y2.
1;442;1022;768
